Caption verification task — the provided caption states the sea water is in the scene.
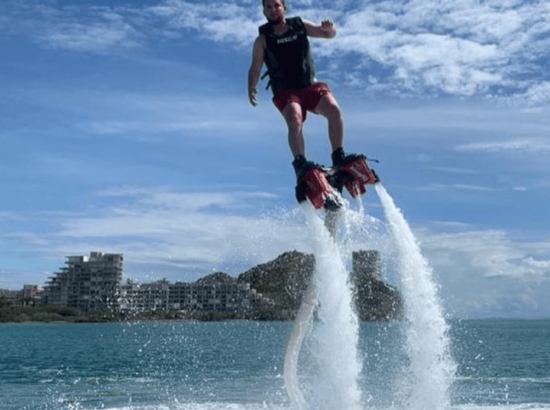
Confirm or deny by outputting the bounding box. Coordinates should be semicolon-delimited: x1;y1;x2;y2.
1;320;549;410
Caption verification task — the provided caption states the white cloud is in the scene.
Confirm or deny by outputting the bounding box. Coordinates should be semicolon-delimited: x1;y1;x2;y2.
145;0;261;46
521;257;550;275
15;188;312;279
374;33;501;95
0;211;24;222
13;3;147;53
417;227;550;318
43;16;142;52
508;82;550;106
313;0;550;101
418;183;495;193
427;167;480;175
0;269;51;289
456;138;550;154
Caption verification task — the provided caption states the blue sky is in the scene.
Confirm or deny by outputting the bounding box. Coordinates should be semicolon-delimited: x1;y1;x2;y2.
1;0;549;319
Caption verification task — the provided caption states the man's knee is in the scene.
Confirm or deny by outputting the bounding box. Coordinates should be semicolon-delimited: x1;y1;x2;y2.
283;104;304;127
316;95;341;120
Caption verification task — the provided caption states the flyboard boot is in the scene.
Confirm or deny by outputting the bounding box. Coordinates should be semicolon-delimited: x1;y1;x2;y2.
293;155;342;211
329;147;380;198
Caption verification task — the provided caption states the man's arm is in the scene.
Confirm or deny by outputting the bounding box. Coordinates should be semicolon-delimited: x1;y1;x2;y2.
304;20;336;39
248;35;266;107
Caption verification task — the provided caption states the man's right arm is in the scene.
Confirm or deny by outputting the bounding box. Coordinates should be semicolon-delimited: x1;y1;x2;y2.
248;35;265;107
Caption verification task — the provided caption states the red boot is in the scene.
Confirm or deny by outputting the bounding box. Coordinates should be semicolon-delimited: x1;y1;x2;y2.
293;156;342;210
330;149;379;198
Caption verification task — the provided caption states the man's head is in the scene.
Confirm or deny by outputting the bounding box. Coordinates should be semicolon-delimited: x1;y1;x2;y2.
263;0;287;24
262;0;286;7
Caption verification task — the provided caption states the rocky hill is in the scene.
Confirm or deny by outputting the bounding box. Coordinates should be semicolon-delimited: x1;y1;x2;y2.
238;250;402;321
238;251;314;320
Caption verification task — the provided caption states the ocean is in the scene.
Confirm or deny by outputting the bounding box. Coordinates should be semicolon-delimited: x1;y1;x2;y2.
0;319;549;410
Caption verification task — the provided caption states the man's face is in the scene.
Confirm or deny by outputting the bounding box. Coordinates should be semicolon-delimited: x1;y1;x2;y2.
263;0;286;24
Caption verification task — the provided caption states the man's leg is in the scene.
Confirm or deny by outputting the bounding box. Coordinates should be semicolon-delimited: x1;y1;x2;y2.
283;98;343;210
313;94;343;152
282;102;305;157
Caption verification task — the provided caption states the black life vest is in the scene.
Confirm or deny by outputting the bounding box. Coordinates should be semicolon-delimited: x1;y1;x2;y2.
259;16;315;95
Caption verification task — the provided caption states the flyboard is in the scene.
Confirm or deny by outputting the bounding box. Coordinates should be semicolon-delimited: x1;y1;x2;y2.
283;154;379;409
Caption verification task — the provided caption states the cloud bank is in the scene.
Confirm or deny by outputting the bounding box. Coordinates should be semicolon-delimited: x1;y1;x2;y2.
3;0;550;104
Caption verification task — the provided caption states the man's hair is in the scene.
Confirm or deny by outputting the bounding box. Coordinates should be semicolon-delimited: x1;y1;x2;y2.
262;0;287;7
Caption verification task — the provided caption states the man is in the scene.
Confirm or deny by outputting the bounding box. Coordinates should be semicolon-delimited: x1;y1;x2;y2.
248;0;368;209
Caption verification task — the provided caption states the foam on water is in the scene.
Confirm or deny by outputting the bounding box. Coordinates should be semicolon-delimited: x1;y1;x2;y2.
59;404;550;410
70;405;287;410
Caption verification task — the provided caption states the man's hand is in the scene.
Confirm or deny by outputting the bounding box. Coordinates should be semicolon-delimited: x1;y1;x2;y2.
248;87;258;107
305;20;336;38
248;36;265;107
320;20;334;34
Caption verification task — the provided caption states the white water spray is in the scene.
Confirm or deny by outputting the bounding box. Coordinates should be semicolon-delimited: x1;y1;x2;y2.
375;184;455;410
284;279;316;409
284;204;362;410
284;185;454;410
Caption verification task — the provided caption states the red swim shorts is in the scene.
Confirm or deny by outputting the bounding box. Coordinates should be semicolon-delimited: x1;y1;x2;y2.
272;82;331;121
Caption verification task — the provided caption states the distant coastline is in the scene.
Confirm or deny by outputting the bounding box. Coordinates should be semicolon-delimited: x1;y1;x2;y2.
1;308;548;324
1;250;403;323
0;304;258;323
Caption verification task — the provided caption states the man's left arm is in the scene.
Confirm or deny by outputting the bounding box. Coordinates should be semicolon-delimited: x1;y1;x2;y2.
304;20;336;39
